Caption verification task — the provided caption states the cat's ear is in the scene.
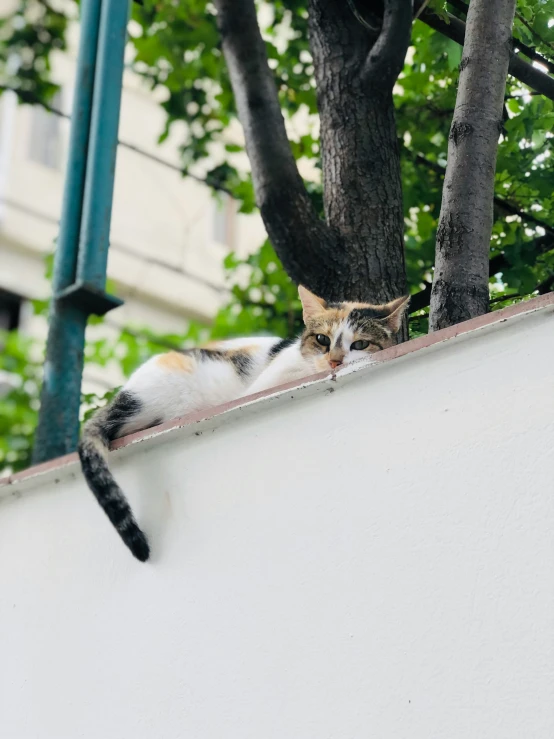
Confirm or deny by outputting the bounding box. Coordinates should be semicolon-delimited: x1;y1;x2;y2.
298;285;327;321
380;295;410;334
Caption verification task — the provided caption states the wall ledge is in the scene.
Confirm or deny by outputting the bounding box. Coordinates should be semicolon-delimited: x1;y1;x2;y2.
2;291;553;494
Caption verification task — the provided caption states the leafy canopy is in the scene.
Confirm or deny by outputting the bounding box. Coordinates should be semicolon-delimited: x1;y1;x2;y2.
3;1;552;305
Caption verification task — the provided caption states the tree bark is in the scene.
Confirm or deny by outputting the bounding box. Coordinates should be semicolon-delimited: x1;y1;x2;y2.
213;0;412;326
429;0;516;331
309;0;411;311
212;0;336;296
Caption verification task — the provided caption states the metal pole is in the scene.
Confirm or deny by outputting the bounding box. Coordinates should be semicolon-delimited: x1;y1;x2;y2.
51;0;102;292
33;0;129;464
33;0;102;464
77;0;132;289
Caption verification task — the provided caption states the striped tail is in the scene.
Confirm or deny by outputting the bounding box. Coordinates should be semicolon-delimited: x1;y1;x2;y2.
78;391;150;562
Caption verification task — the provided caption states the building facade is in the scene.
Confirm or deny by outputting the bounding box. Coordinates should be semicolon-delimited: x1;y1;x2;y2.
0;6;267;389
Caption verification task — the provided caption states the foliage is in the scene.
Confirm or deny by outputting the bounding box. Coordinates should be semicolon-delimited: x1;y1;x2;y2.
2;0;551;300
211;240;303;339
0;0;69;103
398;5;554;313
1;0;554;472
0;331;42;472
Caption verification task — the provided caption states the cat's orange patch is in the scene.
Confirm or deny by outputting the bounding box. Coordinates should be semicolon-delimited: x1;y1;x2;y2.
229;345;257;356
156;352;194;372
325;308;350;322
201;340;222;349
307;310;348;336
200;342;258;355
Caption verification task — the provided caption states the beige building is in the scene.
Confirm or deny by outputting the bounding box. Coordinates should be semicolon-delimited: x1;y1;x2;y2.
0;6;267;388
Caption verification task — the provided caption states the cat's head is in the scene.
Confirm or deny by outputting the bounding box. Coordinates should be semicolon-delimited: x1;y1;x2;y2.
298;285;410;372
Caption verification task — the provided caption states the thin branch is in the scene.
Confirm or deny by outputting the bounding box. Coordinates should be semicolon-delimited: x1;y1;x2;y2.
414;0;431;21
0;84;69;118
346;0;380;32
413;153;554;238
514;10;554;56
410;233;554;313
363;0;413;85
447;0;554;74
489;292;522;305
413;2;554;102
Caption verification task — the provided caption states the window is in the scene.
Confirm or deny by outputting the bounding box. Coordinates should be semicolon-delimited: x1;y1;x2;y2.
0;288;22;331
212;194;236;249
28;91;62;169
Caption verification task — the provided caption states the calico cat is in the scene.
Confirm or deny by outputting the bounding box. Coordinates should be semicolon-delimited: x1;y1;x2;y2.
79;286;409;561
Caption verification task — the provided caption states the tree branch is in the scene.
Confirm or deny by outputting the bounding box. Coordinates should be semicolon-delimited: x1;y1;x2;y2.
410;233;554;312
413;153;554;238
363;0;413;85
409;150;554;313
414;1;554;102
308;0;409;313
537;272;554;295
514;10;554;57
447;0;554;74
212;0;337;293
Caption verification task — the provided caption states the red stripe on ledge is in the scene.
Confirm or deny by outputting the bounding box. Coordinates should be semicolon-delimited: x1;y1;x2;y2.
1;292;553;488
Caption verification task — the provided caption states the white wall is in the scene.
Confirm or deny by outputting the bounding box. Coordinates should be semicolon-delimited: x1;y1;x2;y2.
1;303;554;738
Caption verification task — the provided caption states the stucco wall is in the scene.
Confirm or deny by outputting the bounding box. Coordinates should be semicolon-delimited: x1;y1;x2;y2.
1;298;553;738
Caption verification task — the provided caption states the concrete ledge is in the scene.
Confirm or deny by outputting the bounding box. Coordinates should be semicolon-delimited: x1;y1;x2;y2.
1;291;553;493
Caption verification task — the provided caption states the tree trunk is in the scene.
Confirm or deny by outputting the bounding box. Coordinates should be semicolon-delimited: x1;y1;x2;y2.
309;0;408;309
213;0;337;296
429;0;516;331
213;0;411;330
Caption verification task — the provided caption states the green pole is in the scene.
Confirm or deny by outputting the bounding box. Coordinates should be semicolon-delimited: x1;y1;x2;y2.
33;0;130;463
77;0;134;289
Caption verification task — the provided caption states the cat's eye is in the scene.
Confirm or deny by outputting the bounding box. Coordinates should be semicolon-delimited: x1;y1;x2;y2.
350;339;372;351
316;334;331;347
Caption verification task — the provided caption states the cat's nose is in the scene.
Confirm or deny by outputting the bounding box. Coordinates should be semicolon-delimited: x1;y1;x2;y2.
329;359;342;370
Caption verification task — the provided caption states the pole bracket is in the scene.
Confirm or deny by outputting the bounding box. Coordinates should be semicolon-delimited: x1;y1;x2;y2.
56;281;124;316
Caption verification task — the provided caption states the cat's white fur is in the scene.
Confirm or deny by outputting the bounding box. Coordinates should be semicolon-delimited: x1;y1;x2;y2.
121;336;283;435
109;286;409;440
120;323;385;438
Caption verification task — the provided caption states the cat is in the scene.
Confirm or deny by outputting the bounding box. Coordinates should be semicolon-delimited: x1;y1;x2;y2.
78;285;410;562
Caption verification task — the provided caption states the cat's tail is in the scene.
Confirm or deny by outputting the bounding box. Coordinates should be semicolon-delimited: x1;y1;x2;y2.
78;390;150;562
